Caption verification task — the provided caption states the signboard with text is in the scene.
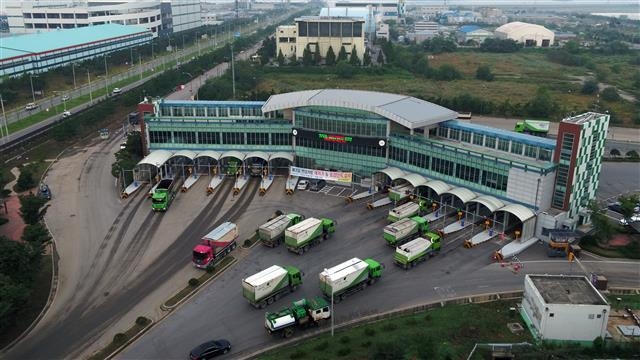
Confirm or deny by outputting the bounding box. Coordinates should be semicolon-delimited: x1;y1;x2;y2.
290;166;352;183
292;128;386;148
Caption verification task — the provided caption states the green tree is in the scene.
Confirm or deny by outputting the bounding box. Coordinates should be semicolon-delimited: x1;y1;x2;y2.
19;194;47;225
526;87;558;118
325;46;336;66
0;235;41;284
349;46;360;65
15;168;36;193
22;223;51;246
564;40;581;54
376;50;384;64
302;45;313;66
587;200;615;243
0;273;30;331
277;49;285;66
600;87;620;102
337;46;348;63
432;64;462;81
475;65;494;81
581;78;599;94
288;53;298;66
617;194;639;220
313;46;321;65
362;48;372;67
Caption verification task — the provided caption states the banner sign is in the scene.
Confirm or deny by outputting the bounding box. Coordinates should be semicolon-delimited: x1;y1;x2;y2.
292;128;386;147
290;166;353;183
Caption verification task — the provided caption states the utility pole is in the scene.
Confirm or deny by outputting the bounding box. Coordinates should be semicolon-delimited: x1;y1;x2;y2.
231;42;236;99
87;69;93;104
0;94;8;144
103;55;109;95
72;62;77;89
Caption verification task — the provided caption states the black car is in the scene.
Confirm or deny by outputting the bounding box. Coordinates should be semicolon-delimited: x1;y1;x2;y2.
309;179;327;192
607;202;624;215
190;339;231;360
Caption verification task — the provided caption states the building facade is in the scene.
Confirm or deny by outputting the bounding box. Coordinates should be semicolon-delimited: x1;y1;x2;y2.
521;275;609;342
328;0;402;21
165;0;201;33
276;17;366;63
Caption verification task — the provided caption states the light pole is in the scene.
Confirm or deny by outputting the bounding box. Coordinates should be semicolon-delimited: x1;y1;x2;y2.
139;54;143;80
182;34;186;51
196;31;201;56
29;74;38;103
130;47;135;67
103;54;109;95
231;42;236;99
87;69;93;104
0;94;8;144
331;286;335;337
72;62;77;89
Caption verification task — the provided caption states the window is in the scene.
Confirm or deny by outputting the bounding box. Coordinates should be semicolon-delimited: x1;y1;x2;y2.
353;23;362;37
550;313;554;317
498;138;509;152
76;13;88;19
389;146;405;162
525;145;538;158
308;22;318;37
319;22;329;36
173;131;196;144
298;22;307;36
511;142;523;155
149;130;171;143
272;133;291;146
47;13;60;18
473;134;483;146
460;130;471;143
247;132;269;145
331;22;340;36
485;136;496;149
449;129;459;141
199;131;219;144
222;132;244;145
342;23;353;37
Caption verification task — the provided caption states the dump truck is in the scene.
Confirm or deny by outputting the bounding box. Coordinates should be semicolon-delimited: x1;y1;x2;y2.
319;257;383;303
265;297;331;338
259;213;305;247
514;119;550;137
285;217;336;255
192;222;238;269
394;234;441;269
242;265;303;308
388;183;413;202
152;178;178;211
387;200;427;222
384;216;430;246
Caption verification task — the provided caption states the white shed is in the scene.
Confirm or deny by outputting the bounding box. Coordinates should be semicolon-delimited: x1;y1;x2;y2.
495;22;554;47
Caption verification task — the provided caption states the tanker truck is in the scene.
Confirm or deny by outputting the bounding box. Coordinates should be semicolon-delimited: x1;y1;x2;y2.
192;222;238;269
265;297;331;338
242;265;303;308
285;217;336;255
259;213;305;247
394;233;441;269
387;199;427;222
319;257;383;303
384;216;430;246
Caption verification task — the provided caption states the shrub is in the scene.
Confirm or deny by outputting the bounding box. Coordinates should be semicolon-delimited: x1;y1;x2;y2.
289;350;306;359
424;314;432;322
600;87;620;102
360;340;372;348
382;323;397;331
581;78;599;95
626;150;639;159
372;341;405;360
313;341;329;352
136;316;150;326
243;239;252;247
476;65;494;81
188;278;200;287
364;327;376;336
337;347;351;357
15;168;36;192
339;335;350;344
113;333;128;344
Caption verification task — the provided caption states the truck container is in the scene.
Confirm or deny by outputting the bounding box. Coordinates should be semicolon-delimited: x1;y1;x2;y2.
383;216;429;246
259;213;305;247
265;297;331;338
242;265;303;308
394;233;441;269
152;177;181;211
284;217;336;254
387;200;426;222
319;257;383;302
388;183;413;202
192;222;238;269
514;120;550;137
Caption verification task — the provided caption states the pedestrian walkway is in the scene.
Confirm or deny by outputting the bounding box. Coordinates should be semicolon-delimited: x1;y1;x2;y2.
0;168;26;241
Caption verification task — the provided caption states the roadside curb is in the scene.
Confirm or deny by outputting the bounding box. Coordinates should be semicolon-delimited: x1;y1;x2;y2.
104;319;155;360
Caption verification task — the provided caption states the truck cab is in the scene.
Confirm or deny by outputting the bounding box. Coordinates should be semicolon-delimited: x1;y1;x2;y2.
363;258;384;278
192;244;214;268
321;218;336;235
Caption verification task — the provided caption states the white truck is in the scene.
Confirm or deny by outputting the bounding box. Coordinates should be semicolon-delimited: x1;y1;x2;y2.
318;257;384;303
259;213;305;247
242;265;303;308
387;200;427;222
284;217;336;254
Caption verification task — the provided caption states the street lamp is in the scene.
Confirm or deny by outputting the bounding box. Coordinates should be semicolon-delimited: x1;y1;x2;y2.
0;94;8;144
71;62;77;89
87;69;93;104
29;74;38;103
103;54;109;95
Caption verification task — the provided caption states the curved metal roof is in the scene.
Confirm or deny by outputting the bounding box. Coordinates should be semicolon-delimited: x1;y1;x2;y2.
443;187;476;204
220;151;246;161
419;180;451;196
398;173;429;187
137;150;173;167
170;150;197;161
262;90;458;129
244;151;270;162
498;204;535;222
194;150;221;161
376;167;406;181
269;152;294;162
469;195;505;213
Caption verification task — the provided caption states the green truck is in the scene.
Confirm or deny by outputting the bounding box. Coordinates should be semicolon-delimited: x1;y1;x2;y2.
242;265;302;308
151;177;180;211
394;234;441;269
383;215;430;246
319;257;383;303
285;217;336;255
265;297;331;338
387;199;427;222
259;213;305;247
514;119;550;137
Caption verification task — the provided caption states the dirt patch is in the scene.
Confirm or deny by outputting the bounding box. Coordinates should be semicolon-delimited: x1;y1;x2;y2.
607;308;640;342
0;196;26;241
609;234;631;247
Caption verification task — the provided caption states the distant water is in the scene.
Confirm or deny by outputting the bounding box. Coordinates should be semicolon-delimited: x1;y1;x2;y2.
591;13;640;20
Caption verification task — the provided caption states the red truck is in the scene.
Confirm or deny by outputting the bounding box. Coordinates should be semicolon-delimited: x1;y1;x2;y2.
192;222;238;269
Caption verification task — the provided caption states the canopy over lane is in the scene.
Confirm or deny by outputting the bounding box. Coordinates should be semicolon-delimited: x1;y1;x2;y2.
398;173;429;187
170;150;197;161
269;152;294;162
443;187;477;204
469;195;505;213
244;151;270;162
194;150;222;161
220;151;246;161
418;180;451;196
262;89;459;129
498;204;536;222
137;150;173;167
376;167;407;181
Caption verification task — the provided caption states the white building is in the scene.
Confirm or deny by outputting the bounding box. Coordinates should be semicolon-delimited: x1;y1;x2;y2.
328;0;402;21
521;275;610;342
4;0;200;37
376;23;389;41
494;21;554;47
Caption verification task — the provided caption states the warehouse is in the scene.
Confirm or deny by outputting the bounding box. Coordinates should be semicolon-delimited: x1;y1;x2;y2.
494;21;554;47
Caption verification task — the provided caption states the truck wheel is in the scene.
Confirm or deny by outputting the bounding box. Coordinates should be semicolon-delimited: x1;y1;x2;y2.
284;327;294;338
368;278;377;285
303;245;309;253
267;297;274;305
259;302;266;309
323;233;328;240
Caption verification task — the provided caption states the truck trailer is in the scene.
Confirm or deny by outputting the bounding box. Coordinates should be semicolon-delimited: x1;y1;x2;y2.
259;213;305;247
192;222;238;269
284;217;336;255
152;178;178;211
387;200;427;222
265;297;331;338
394;234;441;269
242;265;303;308
319;257;383;302
384;216;429;246
514;119;550;137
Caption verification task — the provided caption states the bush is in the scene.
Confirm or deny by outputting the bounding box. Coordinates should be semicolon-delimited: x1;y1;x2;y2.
364;327;376;336
382;323;397;331
313;341;329;352
581;78;599;95
136;316;150;326
19;194;47;225
336;347;351;357
424;314;432;322
600;87;620;102
476;65;494;81
113;333;128;344
188;278;200;287
372;341;405;360
360;340;372;348
339;335;350;344
626;150;639;159
15;168;36;193
289;350;306;359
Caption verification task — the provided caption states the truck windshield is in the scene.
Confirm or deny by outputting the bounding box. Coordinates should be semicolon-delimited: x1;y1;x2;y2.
192;251;208;264
151;197;165;204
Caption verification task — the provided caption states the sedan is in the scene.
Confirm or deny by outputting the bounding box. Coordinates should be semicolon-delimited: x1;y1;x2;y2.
297;179;309;190
619;215;640;226
189;339;231;360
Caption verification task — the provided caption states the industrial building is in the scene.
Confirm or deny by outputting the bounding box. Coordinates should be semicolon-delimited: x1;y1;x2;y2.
456;25;494;44
327;0;404;21
135;90;609;246
4;0;201;37
521;275;610;342
0;24;152;77
494;21;554;47
276;17;366;63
